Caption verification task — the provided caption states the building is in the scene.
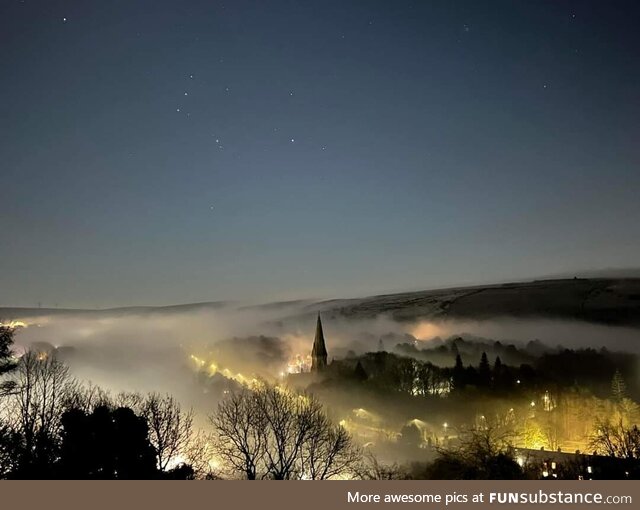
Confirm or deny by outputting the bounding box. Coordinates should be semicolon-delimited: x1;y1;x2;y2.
311;314;328;372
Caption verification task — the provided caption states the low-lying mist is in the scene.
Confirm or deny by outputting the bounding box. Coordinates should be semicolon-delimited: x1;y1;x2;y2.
5;301;639;410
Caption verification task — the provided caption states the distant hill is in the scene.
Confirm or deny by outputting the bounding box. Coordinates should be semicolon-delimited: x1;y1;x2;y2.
3;278;640;328
302;278;640;327
0;301;229;320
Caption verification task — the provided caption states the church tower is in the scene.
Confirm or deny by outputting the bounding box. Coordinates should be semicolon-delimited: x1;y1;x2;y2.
311;314;328;372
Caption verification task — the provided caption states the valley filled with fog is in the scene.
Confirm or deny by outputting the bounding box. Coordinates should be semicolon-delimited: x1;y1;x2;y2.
2;278;640;479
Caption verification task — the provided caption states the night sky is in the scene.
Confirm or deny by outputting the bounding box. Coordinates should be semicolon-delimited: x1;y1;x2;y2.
1;0;639;308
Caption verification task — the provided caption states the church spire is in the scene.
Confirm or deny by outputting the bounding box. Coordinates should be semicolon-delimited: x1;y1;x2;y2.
311;314;328;372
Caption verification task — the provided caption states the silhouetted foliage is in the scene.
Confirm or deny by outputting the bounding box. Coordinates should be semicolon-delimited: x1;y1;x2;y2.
58;405;159;479
353;452;409;480
141;393;194;472
425;425;523;479
353;361;368;382
3;351;76;478
493;356;502;377
478;352;491;388
452;354;465;391
0;325;17;395
590;419;640;460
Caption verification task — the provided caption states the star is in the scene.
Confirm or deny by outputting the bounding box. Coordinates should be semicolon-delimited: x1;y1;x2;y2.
184;92;188;96
290;138;295;143
176;108;181;112
63;17;67;23
189;74;194;79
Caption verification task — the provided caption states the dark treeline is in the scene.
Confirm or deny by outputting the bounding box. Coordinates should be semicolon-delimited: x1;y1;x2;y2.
334;336;638;400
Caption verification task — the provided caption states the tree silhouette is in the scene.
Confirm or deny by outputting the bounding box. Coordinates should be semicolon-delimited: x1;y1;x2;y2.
211;384;359;479
427;424;523;479
353;361;368;382
590;419;640;460
58;405;159;479
4;351;76;477
478;352;491;387
493;356;502;376
0;325;17;395
212;388;266;479
452;354;465;391
141;393;194;472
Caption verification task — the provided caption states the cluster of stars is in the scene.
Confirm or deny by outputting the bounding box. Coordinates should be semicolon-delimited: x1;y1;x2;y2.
176;74;196;117
171;72;329;155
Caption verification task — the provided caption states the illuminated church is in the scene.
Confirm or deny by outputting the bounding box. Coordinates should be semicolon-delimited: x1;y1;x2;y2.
311;314;328;372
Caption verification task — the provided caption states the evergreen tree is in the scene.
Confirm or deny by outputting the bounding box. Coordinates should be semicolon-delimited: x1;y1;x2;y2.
478;352;491;387
0;325;16;373
493;356;502;373
492;356;503;389
0;325;17;394
354;361;368;382
452;354;465;391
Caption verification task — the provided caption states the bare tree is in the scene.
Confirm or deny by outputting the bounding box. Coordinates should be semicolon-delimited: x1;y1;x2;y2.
590;419;640;459
353;451;407;480
114;390;146;411
301;415;360;479
436;422;517;465
184;429;220;479
64;382;112;413
427;423;523;479
258;387;319;479
141;392;194;471
4;351;76;471
211;388;267;479
210;384;360;480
